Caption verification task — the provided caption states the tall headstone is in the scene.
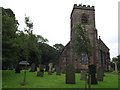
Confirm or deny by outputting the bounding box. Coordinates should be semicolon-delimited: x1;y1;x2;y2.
29;63;37;72
37;65;45;77
56;66;61;75
88;64;98;84
114;62;118;74
66;64;75;84
52;68;55;73
80;70;87;80
97;66;104;81
15;65;21;73
48;63;53;75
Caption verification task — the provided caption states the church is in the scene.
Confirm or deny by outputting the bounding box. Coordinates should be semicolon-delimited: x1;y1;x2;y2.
59;4;110;73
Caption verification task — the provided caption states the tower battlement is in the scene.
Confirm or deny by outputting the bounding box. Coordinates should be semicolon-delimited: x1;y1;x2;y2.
73;4;95;11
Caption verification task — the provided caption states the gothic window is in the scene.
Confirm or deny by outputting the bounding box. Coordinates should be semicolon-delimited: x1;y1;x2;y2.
81;14;89;24
100;50;106;64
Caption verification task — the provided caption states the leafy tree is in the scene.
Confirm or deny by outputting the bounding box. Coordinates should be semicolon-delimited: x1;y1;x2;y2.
2;8;19;69
37;35;48;43
74;24;91;57
73;24;92;88
53;43;64;51
53;43;64;64
39;43;58;65
19;16;40;85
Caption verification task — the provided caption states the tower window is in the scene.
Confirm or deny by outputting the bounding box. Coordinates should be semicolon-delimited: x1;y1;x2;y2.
81;14;88;24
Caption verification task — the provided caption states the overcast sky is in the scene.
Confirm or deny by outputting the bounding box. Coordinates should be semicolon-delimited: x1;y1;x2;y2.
0;0;119;59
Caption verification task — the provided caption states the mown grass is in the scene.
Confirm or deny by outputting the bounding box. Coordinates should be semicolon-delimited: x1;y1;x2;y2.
2;70;118;88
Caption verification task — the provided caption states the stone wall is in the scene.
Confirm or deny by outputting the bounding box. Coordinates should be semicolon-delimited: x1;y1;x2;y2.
59;4;110;73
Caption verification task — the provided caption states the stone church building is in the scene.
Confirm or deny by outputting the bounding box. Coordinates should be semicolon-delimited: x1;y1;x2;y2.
59;4;110;73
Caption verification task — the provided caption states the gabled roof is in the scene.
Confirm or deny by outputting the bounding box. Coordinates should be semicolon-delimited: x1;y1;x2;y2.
99;38;110;50
19;61;30;65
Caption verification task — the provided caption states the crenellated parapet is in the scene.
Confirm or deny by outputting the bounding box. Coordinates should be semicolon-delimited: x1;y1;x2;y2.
73;4;95;11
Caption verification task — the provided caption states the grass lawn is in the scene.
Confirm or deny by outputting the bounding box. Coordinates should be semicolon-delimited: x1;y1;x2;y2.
2;70;118;88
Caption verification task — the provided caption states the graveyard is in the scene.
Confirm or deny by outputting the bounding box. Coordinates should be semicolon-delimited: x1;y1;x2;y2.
1;2;120;89
2;69;118;88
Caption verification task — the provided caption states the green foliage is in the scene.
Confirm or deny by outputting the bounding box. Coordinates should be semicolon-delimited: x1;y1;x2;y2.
74;24;91;57
39;43;58;65
36;35;48;43
2;8;19;69
112;57;118;63
2;8;60;69
53;43;64;51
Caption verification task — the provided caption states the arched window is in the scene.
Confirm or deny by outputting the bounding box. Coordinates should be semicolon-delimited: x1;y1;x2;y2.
81;14;88;24
81;53;88;64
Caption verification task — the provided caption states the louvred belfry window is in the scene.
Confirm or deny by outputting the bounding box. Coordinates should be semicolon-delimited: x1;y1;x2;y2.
81;14;88;24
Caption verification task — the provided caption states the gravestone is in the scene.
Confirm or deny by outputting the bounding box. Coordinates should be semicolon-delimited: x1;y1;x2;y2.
40;65;45;74
80;70;87;80
97;66;104;81
56;66;61;75
108;65;112;72
66;64;75;84
40;65;46;71
88;64;98;84
15;65;21;73
29;63;37;72
37;71;44;77
45;65;49;72
48;63;53;75
52;68;55;73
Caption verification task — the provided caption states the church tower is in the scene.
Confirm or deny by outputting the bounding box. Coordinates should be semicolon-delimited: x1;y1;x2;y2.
59;4;110;73
70;4;98;65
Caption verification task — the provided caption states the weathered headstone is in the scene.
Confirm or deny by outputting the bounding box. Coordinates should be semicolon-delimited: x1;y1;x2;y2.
66;64;75;84
108;65;112;72
15;65;21;73
80;70;87;80
56;66;61;75
40;65;46;71
37;71;44;77
29;63;37;72
114;62;118;74
97;66;104;81
52;68;55;73
88;64;98;84
48;63;53;75
37;65;45;77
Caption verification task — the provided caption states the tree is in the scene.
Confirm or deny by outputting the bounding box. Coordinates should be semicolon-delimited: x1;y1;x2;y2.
20;16;39;85
53;43;64;51
2;8;19;69
39;43;58;65
74;24;92;88
74;24;91;57
53;43;64;64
